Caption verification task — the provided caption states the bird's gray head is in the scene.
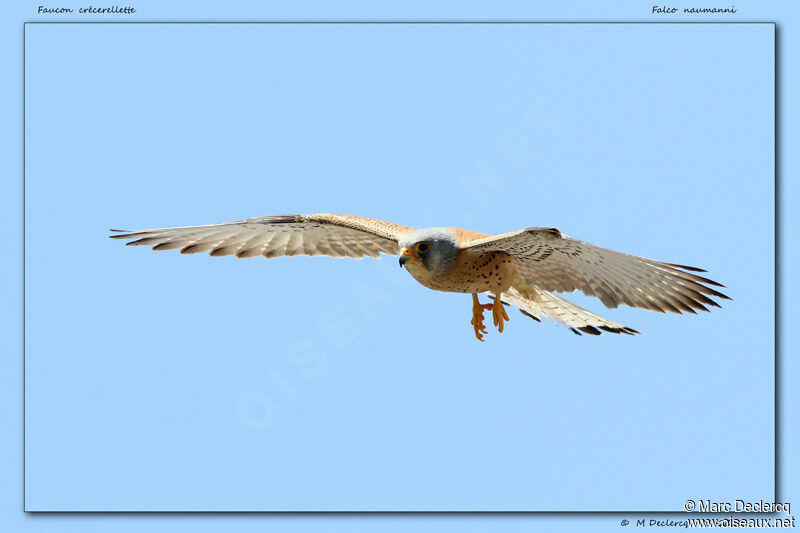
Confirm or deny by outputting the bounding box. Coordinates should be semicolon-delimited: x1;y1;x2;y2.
398;228;458;277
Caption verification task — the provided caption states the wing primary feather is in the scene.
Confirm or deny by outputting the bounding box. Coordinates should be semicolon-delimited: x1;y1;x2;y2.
682;287;723;308
152;241;188;251
126;237;163;246
664;262;707;273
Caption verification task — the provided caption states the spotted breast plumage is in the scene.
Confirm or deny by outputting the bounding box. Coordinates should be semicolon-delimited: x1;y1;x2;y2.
111;213;729;341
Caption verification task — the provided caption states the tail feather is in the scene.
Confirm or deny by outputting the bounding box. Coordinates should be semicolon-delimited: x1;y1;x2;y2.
490;275;640;336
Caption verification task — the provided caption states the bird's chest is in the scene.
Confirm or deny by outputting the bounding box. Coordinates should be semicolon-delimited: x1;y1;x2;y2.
406;250;516;294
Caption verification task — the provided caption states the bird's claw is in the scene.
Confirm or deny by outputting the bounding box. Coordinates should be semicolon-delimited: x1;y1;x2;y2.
492;298;510;332
471;311;488;342
471;293;508;341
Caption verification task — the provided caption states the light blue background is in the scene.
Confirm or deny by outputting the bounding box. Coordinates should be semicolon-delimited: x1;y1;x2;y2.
3;0;794;531
24;21;773;512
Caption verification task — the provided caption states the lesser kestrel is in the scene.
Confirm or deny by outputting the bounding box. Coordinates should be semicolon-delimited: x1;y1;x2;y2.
110;213;729;340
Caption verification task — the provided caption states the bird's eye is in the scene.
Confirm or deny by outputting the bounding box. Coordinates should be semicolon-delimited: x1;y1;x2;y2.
415;242;429;254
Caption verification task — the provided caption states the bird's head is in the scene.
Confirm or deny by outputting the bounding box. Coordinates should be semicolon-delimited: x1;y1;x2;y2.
398;228;458;277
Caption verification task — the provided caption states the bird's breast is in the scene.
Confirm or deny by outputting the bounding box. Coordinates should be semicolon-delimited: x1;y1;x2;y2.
405;250;516;294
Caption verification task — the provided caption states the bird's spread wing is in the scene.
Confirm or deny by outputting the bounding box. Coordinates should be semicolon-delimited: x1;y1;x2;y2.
463;227;730;314
110;214;414;259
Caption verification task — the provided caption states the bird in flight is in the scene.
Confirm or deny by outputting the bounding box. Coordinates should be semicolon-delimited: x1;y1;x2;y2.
110;213;728;341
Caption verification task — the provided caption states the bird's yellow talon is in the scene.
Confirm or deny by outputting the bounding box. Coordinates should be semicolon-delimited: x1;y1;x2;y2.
471;293;491;341
491;296;509;333
471;293;509;340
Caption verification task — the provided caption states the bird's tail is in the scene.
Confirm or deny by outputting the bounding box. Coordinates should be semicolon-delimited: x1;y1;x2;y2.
488;274;639;336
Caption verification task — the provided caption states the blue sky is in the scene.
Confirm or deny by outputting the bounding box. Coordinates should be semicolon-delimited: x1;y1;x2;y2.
3;1;795;532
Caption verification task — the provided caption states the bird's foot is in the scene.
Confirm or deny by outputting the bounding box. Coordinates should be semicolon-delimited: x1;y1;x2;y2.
471;293;503;341
491;294;510;333
470;293;493;341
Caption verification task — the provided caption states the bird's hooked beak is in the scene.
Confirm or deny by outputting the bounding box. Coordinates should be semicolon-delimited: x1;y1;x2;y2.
398;247;417;268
